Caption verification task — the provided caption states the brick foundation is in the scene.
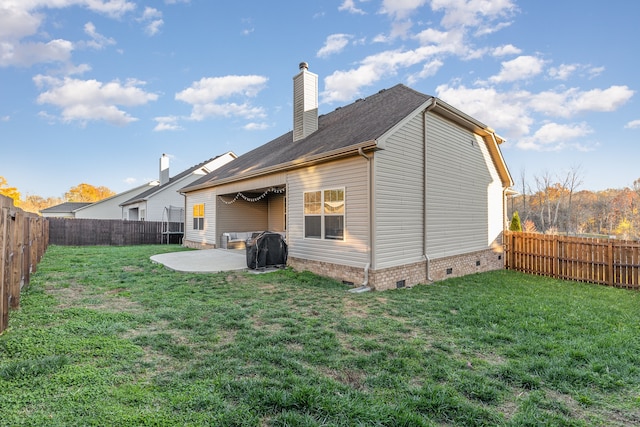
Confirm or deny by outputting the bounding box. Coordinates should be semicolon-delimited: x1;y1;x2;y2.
288;247;504;291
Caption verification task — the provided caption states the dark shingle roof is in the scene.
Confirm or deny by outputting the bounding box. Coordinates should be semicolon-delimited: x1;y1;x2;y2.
184;84;432;190
40;202;92;213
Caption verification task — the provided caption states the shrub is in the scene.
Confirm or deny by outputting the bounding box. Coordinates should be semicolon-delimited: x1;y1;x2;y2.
509;211;522;232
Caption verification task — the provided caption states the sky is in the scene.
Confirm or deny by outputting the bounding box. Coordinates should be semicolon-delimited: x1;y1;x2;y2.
1;0;638;199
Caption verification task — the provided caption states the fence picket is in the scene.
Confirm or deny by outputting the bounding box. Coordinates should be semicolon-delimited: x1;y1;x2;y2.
47;218;174;246
505;231;640;290
0;195;48;334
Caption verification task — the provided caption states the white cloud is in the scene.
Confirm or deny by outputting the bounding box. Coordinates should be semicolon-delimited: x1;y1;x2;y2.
82;22;116;49
407;59;444;84
488;55;546;83
317;34;352;58
0;1;135;67
530;85;634;118
435;83;533;139
431;0;517;29
0;38;75;67
588;66;605;79
516;122;593;151
34;75;158;126
548;64;578;80
124;177;137;185
436;81;634;153
138;7;164;36
244;122;270;131
323;42;463;103
153;116;182;131
492;44;521;57
625;119;640;129
338;0;366;15
325;1;518;102
1;115;9;122
380;0;428;19
176;75;268;121
322;47;435;103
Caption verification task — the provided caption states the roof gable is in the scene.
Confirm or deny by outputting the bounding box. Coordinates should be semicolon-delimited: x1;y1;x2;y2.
121;153;233;206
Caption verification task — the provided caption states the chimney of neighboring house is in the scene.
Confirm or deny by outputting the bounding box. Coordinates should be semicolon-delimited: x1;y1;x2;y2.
159;153;169;185
293;61;318;142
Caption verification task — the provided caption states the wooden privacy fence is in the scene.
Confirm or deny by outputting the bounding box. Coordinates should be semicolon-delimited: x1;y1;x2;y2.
504;231;640;289
1;195;49;334
48;218;169;246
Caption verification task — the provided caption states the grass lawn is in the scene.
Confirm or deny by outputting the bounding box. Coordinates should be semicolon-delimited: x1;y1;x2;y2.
1;245;640;426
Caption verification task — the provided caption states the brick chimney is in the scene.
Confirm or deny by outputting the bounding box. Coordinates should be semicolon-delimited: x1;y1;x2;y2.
159;153;169;185
293;62;318;142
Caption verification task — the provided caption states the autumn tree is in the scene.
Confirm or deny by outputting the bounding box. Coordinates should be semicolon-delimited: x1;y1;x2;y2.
21;195;64;214
0;176;21;205
64;183;115;202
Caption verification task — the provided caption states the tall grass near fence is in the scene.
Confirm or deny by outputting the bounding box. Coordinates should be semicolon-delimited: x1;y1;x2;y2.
0;195;48;334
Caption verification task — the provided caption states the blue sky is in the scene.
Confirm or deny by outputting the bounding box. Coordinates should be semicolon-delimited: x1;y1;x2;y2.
1;0;638;198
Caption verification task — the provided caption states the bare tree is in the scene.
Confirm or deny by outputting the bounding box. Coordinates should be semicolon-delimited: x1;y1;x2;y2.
563;165;583;234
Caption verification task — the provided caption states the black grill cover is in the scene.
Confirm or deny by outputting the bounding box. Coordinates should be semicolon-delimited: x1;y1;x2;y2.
246;231;287;269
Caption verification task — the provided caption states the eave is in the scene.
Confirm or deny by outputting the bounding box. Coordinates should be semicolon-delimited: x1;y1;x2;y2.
181;139;378;194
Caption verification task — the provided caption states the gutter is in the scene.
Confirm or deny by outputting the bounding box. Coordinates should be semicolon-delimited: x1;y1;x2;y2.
180;140;378;195
349;147;373;293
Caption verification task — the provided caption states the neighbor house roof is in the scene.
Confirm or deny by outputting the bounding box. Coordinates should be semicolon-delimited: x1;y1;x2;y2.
181;84;512;193
40;202;92;214
121;153;235;206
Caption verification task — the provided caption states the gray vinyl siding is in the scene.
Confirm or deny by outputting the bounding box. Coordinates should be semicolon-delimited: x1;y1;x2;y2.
288;157;369;267
268;193;285;232
184;189;218;245
373;113;426;269
425;113;497;258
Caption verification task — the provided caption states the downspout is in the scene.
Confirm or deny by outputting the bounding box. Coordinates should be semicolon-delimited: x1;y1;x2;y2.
423;99;438;282
349;147;372;293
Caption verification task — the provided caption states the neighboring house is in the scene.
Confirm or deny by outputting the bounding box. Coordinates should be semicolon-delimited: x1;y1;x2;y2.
40;202;92;218
180;63;513;291
119;152;237;222
74;182;160;220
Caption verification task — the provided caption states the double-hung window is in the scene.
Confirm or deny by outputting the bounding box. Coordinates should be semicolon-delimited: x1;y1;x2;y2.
304;188;344;240
193;203;204;230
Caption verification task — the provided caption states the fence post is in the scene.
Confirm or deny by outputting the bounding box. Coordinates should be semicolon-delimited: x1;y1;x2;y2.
0;202;9;333
607;241;614;287
553;235;559;279
10;208;24;309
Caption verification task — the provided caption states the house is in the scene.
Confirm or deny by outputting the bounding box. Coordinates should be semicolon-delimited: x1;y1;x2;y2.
40;202;92;218
119;152;237;222
73;182;161;220
72;152;236;222
180;63;513;291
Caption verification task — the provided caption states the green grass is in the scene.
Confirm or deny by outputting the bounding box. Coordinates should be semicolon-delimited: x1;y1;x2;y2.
1;245;640;426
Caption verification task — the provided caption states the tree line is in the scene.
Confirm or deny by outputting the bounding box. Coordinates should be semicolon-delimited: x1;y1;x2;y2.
0;176;115;214
508;167;640;241
3;170;640;240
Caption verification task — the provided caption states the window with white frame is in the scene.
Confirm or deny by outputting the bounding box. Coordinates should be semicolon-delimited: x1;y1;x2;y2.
304;188;344;240
193;203;204;230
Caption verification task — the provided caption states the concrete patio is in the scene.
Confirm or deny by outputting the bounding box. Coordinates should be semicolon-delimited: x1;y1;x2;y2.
150;249;247;273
